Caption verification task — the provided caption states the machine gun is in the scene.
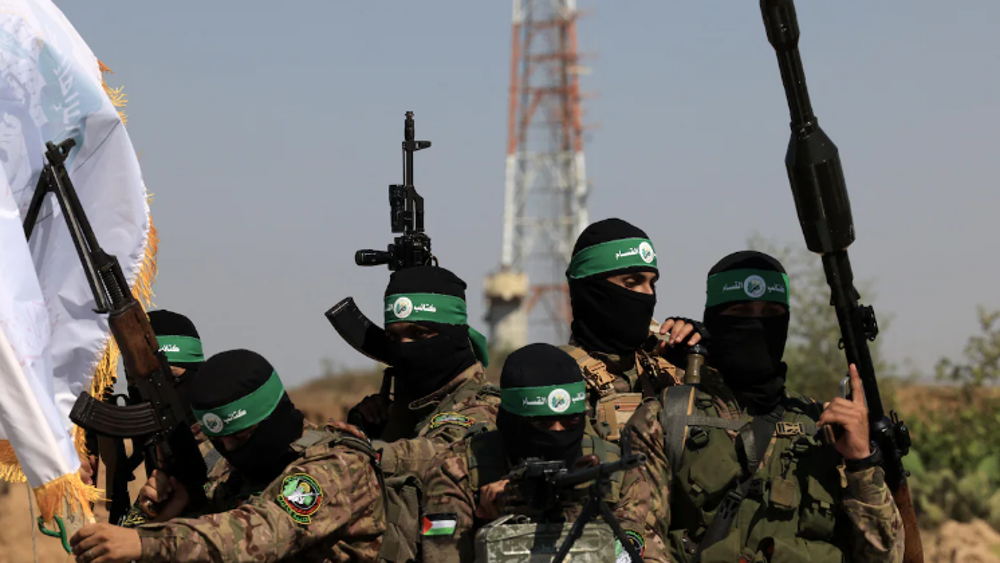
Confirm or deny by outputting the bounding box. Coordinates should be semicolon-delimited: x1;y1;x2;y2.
325;111;435;429
759;2;922;561
499;439;647;563
23;140;207;526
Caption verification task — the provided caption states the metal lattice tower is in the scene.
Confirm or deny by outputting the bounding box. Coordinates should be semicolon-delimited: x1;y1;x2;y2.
485;0;590;353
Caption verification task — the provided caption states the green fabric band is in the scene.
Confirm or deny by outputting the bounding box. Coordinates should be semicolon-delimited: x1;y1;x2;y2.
705;269;790;308
567;237;658;280
500;381;588;417
384;293;467;325
384;292;490;367
156;335;204;364
192;371;285;437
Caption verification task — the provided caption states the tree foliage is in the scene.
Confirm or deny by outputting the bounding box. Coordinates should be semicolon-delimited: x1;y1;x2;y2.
902;308;1000;528
935;306;1000;388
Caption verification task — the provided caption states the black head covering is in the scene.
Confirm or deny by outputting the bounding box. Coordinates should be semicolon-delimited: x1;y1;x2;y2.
384;266;479;400
569;218;658;355
148;309;202;422
191;349;304;483
148;309;202;369
496;343;586;467
704;251;790;413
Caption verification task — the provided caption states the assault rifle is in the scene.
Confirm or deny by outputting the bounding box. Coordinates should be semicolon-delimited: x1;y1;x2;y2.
23;139;207;525
500;441;647;563
325;112;435;427
759;2;922;561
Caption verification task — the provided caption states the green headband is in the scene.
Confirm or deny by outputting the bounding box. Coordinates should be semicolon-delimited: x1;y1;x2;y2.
706;269;790;308
192;371;285;437
500;381;588;417
156;335;204;364
567;237;658;280
383;292;490;367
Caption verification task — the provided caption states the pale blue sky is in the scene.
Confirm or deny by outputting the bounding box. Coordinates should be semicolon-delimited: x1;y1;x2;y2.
60;1;1000;386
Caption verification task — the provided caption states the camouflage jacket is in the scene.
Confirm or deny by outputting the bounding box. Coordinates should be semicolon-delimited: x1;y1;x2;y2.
193;422;232;503
419;430;668;563
137;423;385;562
626;371;904;563
376;363;500;480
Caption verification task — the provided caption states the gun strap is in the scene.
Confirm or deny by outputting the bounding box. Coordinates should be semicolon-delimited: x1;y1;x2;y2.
106;437;133;525
202;447;224;475
691;406;784;562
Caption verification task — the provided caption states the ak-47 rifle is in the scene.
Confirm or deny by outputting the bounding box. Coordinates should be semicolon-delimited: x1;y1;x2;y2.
325;111;435;426
23;139;207;525
499;438;647;563
759;2;922;561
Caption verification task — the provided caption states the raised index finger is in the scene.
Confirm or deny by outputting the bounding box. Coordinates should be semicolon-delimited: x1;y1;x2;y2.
849;364;865;406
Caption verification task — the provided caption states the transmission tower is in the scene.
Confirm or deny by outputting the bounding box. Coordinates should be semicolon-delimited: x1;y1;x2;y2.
484;0;591;353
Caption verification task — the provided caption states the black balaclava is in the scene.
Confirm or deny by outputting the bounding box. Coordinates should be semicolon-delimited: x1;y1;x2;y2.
148;309;205;414
567;218;659;356
703;251;791;413
496;343;588;467
190;349;304;484
383;266;488;401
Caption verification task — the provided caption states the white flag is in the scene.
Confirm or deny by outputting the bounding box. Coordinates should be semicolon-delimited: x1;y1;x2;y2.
0;0;152;524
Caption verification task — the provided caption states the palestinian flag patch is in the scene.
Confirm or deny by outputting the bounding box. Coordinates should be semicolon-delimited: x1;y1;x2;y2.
429;412;474;430
276;473;324;525
422;513;458;537
615;530;646;563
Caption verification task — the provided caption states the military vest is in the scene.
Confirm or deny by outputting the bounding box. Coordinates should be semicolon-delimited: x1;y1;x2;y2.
414;379;500;439
468;430;627;563
377;377;500;563
561;344;681;442
659;385;846;563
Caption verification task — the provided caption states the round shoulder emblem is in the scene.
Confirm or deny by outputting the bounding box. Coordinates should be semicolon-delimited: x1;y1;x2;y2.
277;473;324;525
393;296;413;319
743;274;767;299
201;412;224;435
638;241;655;264
547;388;572;414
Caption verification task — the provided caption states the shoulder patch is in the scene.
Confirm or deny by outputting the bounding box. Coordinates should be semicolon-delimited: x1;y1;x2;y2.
429;412;475;429
615;530;646;563
422;513;458;537
276;473;324;525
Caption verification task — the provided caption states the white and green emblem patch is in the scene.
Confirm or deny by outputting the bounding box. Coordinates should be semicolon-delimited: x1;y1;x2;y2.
615;530;646;563
276;473;324;525
429;412;474;430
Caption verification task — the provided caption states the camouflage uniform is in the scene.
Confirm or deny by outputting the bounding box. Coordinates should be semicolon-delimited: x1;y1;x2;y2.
136;422;385;562
626;369;904;563
562;335;682;442
193;422;231;502
376;363;500;479
420;429;668;563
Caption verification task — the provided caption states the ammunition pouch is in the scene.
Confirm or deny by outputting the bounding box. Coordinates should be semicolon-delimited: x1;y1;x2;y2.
595;393;643;442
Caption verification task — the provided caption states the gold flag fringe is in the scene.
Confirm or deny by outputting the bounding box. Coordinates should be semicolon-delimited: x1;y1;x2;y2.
33;472;101;523
0;62;159;527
